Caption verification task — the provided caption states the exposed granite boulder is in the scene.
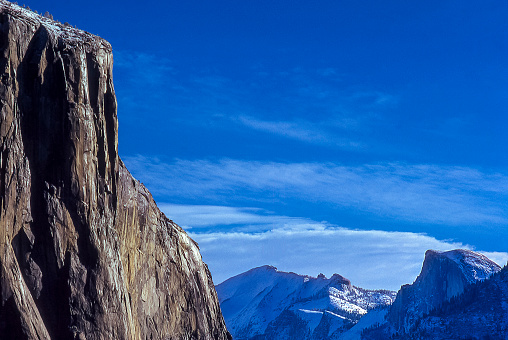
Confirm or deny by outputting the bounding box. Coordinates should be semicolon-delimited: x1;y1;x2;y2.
0;1;231;339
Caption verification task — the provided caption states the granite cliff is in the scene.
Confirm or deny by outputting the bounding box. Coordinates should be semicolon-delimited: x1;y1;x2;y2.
361;249;502;339
405;264;508;339
0;1;231;339
386;249;501;334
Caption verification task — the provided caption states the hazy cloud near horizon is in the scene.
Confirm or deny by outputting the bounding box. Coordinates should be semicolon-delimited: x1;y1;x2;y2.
159;203;508;290
123;154;508;285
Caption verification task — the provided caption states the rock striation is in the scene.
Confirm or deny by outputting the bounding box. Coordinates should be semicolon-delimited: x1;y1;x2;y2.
0;1;231;339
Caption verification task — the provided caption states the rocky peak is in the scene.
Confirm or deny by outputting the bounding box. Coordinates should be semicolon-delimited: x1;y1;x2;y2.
421;249;501;284
216;266;396;340
407;264;508;339
387;249;501;334
0;1;231;339
329;273;351;286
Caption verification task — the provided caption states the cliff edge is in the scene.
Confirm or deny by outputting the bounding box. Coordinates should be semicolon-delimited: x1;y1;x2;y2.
386;249;501;334
0;1;231;339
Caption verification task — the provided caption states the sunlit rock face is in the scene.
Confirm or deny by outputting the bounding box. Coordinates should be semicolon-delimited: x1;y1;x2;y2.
0;1;231;339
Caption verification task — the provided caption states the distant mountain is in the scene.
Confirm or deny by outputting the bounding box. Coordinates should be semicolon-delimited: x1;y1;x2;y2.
362;249;503;339
406;264;508;339
216;265;396;340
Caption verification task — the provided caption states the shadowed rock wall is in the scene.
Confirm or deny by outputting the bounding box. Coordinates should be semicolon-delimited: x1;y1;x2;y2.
387;249;500;334
0;2;231;339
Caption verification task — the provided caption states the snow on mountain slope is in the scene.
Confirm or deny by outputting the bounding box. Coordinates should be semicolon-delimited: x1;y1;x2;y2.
410;264;508;339
364;263;508;339
338;307;389;340
438;249;501;282
379;249;502;337
216;266;396;340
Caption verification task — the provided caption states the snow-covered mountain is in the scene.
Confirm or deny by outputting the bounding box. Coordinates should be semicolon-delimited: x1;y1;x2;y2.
406;264;508;339
387;249;501;333
217;250;505;340
362;249;503;339
216;266;396;340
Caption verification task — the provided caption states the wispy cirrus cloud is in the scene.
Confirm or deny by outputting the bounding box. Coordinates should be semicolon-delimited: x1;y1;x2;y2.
125;156;508;227
159;204;266;228
235;115;363;149
113;50;396;151
114;51;174;83
155;205;319;232
159;203;323;232
113;50;181;123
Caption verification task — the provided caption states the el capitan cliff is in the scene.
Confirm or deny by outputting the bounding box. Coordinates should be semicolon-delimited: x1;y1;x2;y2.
0;1;231;339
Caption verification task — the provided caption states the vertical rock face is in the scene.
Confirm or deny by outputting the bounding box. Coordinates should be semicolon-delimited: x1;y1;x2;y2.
386;249;501;334
363;251;505;339
408;264;508;339
0;1;231;339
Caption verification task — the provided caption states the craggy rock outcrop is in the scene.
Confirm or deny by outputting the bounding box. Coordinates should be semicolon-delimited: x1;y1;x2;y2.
408;264;508;339
386;249;500;335
216;265;396;340
0;1;231;339
363;252;505;340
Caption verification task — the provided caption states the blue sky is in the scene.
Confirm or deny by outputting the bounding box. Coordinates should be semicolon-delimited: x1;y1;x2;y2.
30;0;508;290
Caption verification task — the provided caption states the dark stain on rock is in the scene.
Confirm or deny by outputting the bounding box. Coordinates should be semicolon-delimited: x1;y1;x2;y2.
0;2;231;339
